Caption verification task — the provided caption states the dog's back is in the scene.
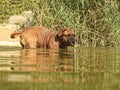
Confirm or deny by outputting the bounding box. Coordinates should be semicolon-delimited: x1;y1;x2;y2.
10;26;51;48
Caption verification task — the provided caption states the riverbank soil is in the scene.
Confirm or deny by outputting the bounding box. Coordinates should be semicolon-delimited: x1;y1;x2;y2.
0;26;20;47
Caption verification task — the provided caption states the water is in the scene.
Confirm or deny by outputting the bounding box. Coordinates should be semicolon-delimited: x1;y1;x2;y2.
0;46;120;90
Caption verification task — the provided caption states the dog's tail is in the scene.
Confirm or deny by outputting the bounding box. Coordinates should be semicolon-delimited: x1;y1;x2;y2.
10;32;22;39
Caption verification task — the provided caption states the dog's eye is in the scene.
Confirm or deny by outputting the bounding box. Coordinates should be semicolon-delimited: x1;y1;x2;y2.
63;35;67;37
67;34;71;36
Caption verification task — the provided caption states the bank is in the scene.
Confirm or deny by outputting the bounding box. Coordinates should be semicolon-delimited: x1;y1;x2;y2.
0;24;21;47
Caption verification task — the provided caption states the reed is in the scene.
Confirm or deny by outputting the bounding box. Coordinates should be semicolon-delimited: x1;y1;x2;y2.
0;0;120;47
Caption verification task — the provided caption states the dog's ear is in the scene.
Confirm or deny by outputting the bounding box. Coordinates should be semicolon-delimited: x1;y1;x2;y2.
57;29;67;36
55;34;59;42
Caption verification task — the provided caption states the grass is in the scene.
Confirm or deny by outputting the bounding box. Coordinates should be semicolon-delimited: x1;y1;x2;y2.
0;0;120;47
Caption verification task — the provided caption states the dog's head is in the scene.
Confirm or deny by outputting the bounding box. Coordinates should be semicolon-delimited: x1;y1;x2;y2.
56;29;75;48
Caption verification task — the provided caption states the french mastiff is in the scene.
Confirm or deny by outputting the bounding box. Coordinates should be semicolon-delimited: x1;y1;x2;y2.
10;26;75;49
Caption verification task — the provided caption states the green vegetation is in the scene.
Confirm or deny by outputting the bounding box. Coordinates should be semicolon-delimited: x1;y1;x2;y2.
0;0;120;47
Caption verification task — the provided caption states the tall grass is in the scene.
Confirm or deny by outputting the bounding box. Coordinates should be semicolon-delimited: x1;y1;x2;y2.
0;0;120;47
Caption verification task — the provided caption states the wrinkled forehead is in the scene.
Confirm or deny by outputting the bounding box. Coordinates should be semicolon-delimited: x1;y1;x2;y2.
63;29;75;35
69;30;75;35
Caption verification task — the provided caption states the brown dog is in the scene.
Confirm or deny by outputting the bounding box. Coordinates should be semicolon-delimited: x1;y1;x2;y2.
10;26;75;49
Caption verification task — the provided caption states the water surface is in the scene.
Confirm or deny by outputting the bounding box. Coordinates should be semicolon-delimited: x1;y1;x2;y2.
0;46;120;90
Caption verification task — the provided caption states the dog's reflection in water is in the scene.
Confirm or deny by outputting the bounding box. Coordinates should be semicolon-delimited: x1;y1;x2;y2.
11;49;74;72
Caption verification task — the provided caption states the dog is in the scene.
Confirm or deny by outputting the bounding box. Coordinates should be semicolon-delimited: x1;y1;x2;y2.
10;26;75;49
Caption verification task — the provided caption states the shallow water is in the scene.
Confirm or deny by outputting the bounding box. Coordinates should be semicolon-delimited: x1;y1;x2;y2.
0;46;120;90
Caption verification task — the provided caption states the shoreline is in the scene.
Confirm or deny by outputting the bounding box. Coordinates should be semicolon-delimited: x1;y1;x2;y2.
0;41;21;47
0;25;21;47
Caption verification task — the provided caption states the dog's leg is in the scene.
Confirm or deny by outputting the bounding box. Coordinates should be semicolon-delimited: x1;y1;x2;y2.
27;37;37;48
29;43;36;48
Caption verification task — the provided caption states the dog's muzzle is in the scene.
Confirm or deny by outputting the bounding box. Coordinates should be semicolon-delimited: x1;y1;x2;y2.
68;36;75;46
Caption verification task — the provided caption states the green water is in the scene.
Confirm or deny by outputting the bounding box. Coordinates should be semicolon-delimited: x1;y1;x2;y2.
0;46;120;90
